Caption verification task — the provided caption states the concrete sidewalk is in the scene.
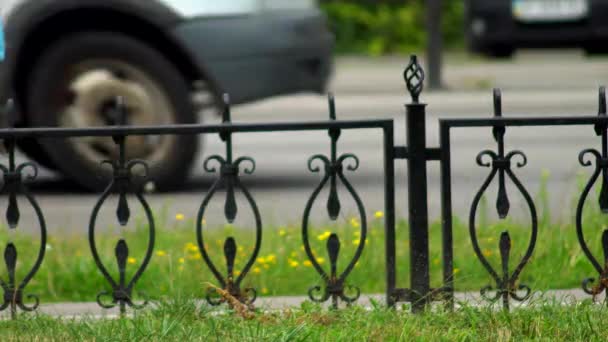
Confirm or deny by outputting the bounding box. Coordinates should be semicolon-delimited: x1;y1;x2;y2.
4;288;602;318
330;52;608;94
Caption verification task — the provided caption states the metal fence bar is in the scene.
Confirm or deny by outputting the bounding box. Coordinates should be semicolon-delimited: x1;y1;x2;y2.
383;117;397;308
439;122;454;310
441;116;608;128
0;120;393;139
404;56;431;312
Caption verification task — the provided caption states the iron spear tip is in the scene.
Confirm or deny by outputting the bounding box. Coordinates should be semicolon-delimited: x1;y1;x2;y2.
404;55;425;104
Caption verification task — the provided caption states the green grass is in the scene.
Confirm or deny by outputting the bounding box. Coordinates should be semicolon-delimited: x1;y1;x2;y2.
2;170;607;304
1;300;608;341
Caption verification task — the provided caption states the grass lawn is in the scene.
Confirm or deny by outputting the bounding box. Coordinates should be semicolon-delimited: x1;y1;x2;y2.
0;300;607;341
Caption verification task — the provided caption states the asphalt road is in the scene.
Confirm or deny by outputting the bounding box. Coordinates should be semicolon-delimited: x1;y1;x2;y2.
5;51;608;235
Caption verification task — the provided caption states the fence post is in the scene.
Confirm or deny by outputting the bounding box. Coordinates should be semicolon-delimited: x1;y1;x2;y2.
404;56;431;312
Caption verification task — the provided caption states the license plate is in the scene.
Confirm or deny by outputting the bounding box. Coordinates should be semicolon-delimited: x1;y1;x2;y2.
513;0;589;22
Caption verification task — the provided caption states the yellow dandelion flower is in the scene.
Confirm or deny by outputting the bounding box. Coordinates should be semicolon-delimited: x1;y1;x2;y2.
253;267;261;274
175;213;185;221
266;254;277;263
127;257;137;265
352;239;360;246
262;287;269;295
316;257;325;265
433;258;440;265
350;218;360;228
238;246;244;252
156;250;167;257
303;260;313;267
482;249;493;257
235;270;241;276
279;229;287;237
178;257;185;264
289;260;299;268
187;254;201;260
374;211;384;219
257;257;266;264
187;245;199;253
317;231;331;241
454;268;460;274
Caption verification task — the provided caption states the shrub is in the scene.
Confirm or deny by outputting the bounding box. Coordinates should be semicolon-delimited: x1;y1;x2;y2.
320;1;465;55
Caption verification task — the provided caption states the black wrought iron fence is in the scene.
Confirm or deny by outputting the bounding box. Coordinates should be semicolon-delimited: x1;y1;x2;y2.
0;55;607;318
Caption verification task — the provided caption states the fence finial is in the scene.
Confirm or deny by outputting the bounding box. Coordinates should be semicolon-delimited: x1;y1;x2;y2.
114;96;127;126
328;93;336;120
222;93;231;123
595;87;606;136
493;88;502;118
599;86;606;116
404;55;425;104
3;99;15;128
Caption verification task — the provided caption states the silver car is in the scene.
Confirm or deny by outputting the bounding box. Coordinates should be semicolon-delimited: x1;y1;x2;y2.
0;0;334;190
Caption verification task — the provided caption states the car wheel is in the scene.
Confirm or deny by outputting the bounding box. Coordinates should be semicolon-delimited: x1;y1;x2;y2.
26;31;201;191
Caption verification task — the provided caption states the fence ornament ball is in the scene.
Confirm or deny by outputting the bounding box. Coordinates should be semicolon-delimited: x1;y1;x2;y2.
404;55;425;104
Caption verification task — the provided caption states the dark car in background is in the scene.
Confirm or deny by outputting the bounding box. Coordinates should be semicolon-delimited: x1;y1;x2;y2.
0;0;333;190
466;0;607;57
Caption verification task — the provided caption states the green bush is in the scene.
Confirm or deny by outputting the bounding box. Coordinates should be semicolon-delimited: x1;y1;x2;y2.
321;1;465;55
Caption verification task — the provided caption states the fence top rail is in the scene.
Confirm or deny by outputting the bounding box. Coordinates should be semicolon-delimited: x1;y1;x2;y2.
440;115;608;128
0;119;394;139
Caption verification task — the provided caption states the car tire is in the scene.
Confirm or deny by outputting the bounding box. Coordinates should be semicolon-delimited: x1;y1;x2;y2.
26;31;199;191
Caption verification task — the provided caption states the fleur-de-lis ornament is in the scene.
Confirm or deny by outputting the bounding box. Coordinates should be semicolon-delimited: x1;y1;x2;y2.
196;94;261;307
469;89;538;310
302;94;366;308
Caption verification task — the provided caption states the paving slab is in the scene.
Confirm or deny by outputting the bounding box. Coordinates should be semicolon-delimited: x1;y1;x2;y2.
1;288;602;319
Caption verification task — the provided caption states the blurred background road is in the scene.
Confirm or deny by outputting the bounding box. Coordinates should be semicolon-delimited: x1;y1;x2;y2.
5;51;608;234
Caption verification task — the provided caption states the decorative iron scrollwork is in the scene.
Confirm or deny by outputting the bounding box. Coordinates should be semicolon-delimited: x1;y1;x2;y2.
404;55;425;104
89;97;154;315
197;95;261;307
577;86;608;301
0;100;46;318
469;89;538;310
302;94;366;308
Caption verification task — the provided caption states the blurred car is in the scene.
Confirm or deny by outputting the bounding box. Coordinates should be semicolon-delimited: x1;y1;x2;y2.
466;0;606;57
0;0;333;190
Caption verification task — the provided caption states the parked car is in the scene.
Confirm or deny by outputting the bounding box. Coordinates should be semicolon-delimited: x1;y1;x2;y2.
466;0;606;57
0;0;334;190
